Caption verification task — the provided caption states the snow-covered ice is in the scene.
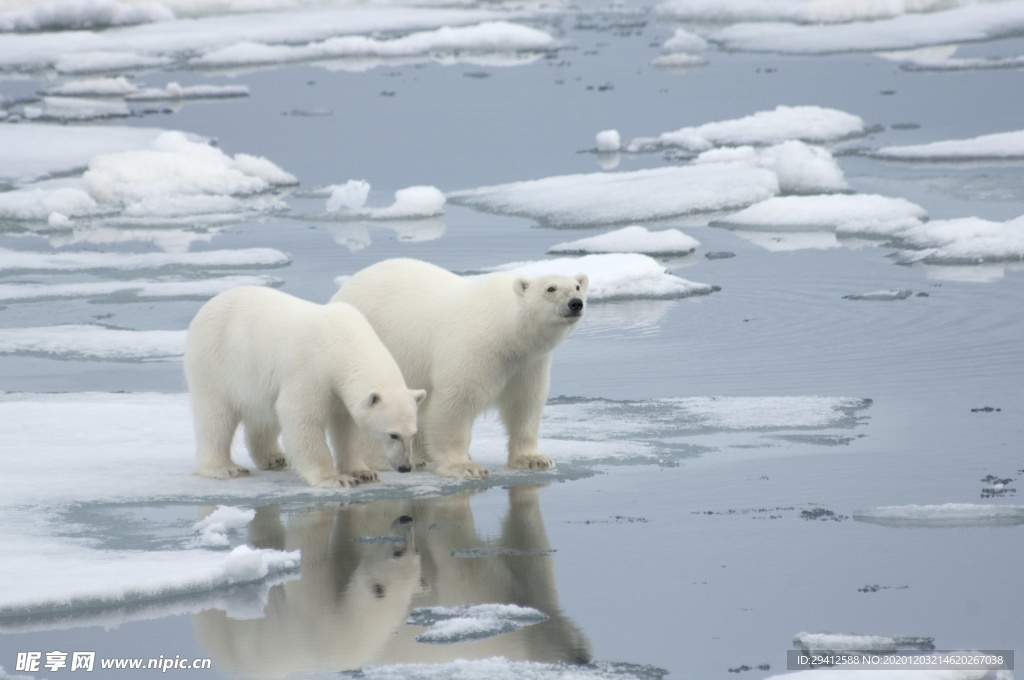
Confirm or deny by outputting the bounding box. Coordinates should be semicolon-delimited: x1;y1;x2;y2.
0;274;279;303
694;140;849;194
714;195;926;233
872;130;1024;161
627;106;866;154
448;164;779;226
23;96;131;122
853;504;1024;527
0;325;186;361
842;288;914;301
0;247;290;273
0;0;173;33
548;226;699;256
325;182;446;219
407;604;549;644
334;658;667;680
838;214;1024;264
655;0;971;24
486;253;715;300
194;506;258;548
125;81;249;101
793;632;934;652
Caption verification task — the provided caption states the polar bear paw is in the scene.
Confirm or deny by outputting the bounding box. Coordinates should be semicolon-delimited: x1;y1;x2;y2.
509;452;555;470
256;456;287;471
347;468;380;484
435;461;490;479
196;464;252;480
314;474;361;488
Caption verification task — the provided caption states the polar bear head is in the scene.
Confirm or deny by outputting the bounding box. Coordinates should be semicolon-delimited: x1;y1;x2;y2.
354;388;427;473
513;273;589;326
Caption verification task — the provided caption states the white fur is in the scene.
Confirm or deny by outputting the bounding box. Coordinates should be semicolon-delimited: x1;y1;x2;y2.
184;286;425;488
330;258;587;479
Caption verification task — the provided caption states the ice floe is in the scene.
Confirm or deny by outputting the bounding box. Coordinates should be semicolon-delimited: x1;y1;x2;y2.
877;45;1024;71
871;130;1024;161
842;288;913;301
853;503;1024;527
194;506;257;548
652;27;707;69
840;214;1024;265
337;658;667;680
548;226;699;256
407;604;549;644
448;164;779;226
793;632;934;652
627;106;866;154
486;253;715;300
191;21;555;69
0;274;279;303
125;81;249;101
655;0;970;24
714;195;926;232
0;0;173;33
23;95;131;121
706;2;1024;54
324;182;446;219
0;325;186;361
0;247;290;273
595;129;621;152
694;140;849;194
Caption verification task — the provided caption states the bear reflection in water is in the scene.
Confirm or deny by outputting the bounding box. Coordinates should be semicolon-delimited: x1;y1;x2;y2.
193;486;592;678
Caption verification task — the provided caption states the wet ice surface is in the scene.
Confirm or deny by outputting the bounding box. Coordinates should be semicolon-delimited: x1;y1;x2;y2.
1;0;1023;678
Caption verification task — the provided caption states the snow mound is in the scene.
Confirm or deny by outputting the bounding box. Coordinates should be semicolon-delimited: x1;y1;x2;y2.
853;504;1024;527
449;165;779;226
714;194;926;232
872;130;1024;161
195;506;257;548
695;140;849;194
0;325;186;361
627;105;865;154
486;253;715;300
407;604;549;644
548;226;700;256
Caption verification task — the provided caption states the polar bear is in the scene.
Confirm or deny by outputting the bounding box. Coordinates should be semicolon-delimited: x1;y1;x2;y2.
184;286;426;487
330;258;587;479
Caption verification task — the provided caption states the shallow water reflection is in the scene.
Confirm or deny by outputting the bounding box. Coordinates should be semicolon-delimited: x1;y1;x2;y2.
194;486;591;678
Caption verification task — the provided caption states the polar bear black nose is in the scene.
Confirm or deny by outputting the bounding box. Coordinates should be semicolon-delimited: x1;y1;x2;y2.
568;298;584;312
397;464;411;473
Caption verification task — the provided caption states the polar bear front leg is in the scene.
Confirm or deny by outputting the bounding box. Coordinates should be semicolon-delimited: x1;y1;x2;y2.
328;413;380;484
192;398;250;479
245;420;287;471
425;388;489;479
278;401;359;488
501;358;556;471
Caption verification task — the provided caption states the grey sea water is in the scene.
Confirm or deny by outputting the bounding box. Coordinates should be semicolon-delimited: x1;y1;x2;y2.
1;3;1022;680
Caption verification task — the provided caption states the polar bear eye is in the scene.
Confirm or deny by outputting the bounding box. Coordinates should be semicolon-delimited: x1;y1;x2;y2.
390;433;399;440
546;286;556;293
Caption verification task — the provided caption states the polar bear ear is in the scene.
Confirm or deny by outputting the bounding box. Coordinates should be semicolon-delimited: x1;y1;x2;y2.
513;277;530;297
366;392;381;408
410;389;427;405
575;273;589;291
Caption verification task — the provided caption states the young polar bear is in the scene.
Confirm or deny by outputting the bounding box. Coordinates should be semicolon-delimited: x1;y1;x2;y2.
185;286;426;488
330;258;587;479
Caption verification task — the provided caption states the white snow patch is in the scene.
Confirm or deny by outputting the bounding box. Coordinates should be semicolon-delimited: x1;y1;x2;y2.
695;140;849;193
628;105;866;154
407;604;548;644
0;325;186;361
448;164;779;226
194;506;257;548
872;130;1024;161
707;2;1024;54
0;186;102;222
715;194;927;233
0;274;279;303
548;226;700;256
853;503;1024;527
0;247;290;273
487;253;715;300
595;129;621;152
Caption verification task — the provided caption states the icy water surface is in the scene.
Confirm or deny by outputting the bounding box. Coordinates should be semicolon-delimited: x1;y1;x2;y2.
1;0;1023;679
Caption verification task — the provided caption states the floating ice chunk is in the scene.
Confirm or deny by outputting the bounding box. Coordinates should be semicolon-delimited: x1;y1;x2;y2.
662;28;708;53
595;129;621;152
191;21;555;68
369;186;446;219
548;226;699;256
0;247;290;273
0;187;100;221
695;140;848;193
872;130;1024;161
0;325;186;361
707;2;1024;54
838;214;1024;264
25;96;131;121
714;194;926;232
628;105;865;154
326;180;372;212
43;76;139;97
842;288;913;301
656;0;968;24
407;604;549;644
195;506;257;548
651;52;706;69
54;51;174;74
125;81;250;101
794;631;935;652
487;253;715;300
853;503;1024;527
82;131;297;214
0;0;173;33
0;274;279;303
449;164;779;226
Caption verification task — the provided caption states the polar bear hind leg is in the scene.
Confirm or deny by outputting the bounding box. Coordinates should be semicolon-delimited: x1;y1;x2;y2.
245;420;287;471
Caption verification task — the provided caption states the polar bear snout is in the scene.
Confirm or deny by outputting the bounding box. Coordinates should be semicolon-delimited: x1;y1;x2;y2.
561;297;585;318
568;298;584;313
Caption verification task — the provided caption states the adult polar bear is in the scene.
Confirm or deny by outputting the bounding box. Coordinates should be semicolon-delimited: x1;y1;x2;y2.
185;286;426;487
331;258;587;479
